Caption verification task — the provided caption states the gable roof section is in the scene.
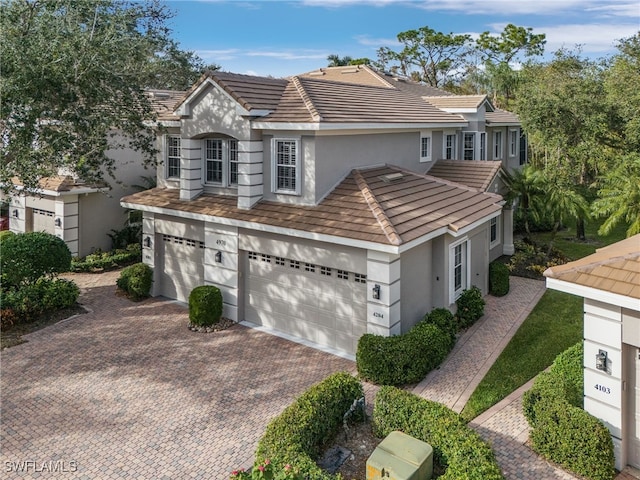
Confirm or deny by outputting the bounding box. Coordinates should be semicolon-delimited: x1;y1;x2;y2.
122;165;502;248
299;65;395;89
147;89;186;122
544;235;640;300
263;77;465;124
421;95;494;112
427;160;503;192
486;108;520;125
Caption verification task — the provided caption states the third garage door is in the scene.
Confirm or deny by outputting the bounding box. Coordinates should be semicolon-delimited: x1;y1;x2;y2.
245;251;367;355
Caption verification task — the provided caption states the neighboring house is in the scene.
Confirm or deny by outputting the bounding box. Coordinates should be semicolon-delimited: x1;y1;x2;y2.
7;89;185;258
544;235;640;471
122;65;524;356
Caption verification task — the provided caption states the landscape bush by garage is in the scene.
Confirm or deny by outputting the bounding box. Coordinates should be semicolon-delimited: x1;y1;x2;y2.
522;343;614;480
189;285;223;326
356;319;453;386
373;386;504;480
0;232;72;288
254;372;363;480
72;243;141;272
422;307;456;346
116;263;153;300
1;278;79;321
455;286;485;329
489;261;510;296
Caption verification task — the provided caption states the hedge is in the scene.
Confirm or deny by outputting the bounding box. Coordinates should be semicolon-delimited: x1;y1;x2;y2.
116;263;153;300
2;278;79;322
254;372;363;480
356;319;452;386
373;386;504;480
489;261;510;297
189;285;223;326
72;244;141;272
523;343;615;480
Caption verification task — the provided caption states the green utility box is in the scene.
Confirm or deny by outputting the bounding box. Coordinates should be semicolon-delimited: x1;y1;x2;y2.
366;431;433;480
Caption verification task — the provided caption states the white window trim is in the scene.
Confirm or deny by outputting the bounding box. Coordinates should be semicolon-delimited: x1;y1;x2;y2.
493;131;503;160
489;215;500;248
479;132;487;161
271;137;301;195
443;131;457;160
165;135;181;180
509;129;518;157
202;137;239;188
420;132;432;163
463;131;477;161
449;237;470;304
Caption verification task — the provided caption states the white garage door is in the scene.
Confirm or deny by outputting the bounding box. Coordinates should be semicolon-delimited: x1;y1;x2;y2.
628;346;640;469
31;208;55;234
245;251;367;355
159;234;205;303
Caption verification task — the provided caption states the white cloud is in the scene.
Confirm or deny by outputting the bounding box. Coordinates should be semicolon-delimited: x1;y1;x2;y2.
355;34;400;47
245;50;329;61
195;49;240;61
585;2;640;17
537;23;639;53
414;0;635;16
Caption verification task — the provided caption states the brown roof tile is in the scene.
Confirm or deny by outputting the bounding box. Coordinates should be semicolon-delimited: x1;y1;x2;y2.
544;235;640;299
147;89;187;121
427;160;503;192
486;108;520;125
422;95;490;110
122;165;502;246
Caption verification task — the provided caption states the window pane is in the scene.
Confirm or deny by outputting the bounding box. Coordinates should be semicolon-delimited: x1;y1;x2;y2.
229;139;238;185
275;140;297;191
167;136;180;178
205;139;223;183
464;133;475;161
421;136;431;158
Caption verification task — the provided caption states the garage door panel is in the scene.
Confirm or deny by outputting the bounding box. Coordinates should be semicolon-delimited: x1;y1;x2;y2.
159;233;204;303
32;208;55;234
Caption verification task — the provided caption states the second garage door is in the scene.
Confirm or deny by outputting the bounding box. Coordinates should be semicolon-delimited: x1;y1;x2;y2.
159;234;205;303
31;208;55;234
245;251;367;355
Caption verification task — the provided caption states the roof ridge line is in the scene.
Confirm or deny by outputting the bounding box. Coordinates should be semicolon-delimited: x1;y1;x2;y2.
291;76;322;122
362;65;397;89
352;168;402;246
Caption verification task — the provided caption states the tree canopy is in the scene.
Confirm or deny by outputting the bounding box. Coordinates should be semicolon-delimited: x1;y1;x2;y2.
0;0;208;193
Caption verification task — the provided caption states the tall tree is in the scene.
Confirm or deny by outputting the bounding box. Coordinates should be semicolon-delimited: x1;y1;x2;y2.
326;54;370;67
376;26;472;87
475;24;546;108
515;49;613;239
0;0;205;193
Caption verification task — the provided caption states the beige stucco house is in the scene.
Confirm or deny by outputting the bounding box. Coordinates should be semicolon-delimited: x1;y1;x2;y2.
122;65;524;357
545;235;640;471
7;90;184;258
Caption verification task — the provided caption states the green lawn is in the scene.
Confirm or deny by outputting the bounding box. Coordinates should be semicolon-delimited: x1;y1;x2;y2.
460;219;629;422
460;289;582;422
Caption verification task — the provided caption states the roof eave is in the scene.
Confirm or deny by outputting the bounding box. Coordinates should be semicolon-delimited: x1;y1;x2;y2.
251;121;468;131
545;277;640;311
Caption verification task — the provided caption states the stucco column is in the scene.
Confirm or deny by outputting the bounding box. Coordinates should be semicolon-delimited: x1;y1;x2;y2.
8;195;26;234
141;212;158;296
237;139;264;209
366;250;401;337
502;207;514;255
203;223;239;321
179;138;203;201
57;195;79;257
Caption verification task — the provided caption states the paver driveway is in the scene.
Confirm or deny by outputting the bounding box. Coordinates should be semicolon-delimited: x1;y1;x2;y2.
0;271;355;479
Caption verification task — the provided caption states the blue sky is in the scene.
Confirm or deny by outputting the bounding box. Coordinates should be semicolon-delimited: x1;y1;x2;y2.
165;0;640;77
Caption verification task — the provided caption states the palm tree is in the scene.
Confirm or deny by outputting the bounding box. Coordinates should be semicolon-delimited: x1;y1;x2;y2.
327;54;353;67
592;155;640;237
504;164;545;237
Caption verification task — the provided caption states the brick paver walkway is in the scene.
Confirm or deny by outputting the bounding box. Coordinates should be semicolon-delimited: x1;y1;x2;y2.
0;271;354;479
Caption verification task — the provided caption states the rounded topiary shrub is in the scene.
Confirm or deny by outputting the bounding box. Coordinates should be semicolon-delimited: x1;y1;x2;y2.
1;232;72;288
189;285;223;327
423;307;456;346
489;261;510;297
455;286;485;329
116;262;153;300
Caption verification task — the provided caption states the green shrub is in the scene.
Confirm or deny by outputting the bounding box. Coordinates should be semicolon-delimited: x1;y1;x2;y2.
72;244;141;272
530;399;614;480
455;286;485;329
423;307;456;345
0;230;15;242
189;285;223;326
1;278;79;322
116;263;153;300
508;239;569;279
523;342;614;480
255;372;363;480
356;320;453;386
489;261;510;296
1;232;72;288
373;386;504;480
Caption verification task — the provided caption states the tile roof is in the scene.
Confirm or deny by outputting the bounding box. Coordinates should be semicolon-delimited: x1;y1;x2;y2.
427;160;503;192
299;65;395;88
147;89;187;121
263;77;465;124
544;235;640;299
122;165;502;247
422;95;491;110
11;175;104;192
486;108;520;125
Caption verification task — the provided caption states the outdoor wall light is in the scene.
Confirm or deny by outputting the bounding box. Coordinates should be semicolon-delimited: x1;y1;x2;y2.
144;236;152;248
596;349;608;372
372;284;381;300
54;217;62;227
12;209;18;218
215;251;222;263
